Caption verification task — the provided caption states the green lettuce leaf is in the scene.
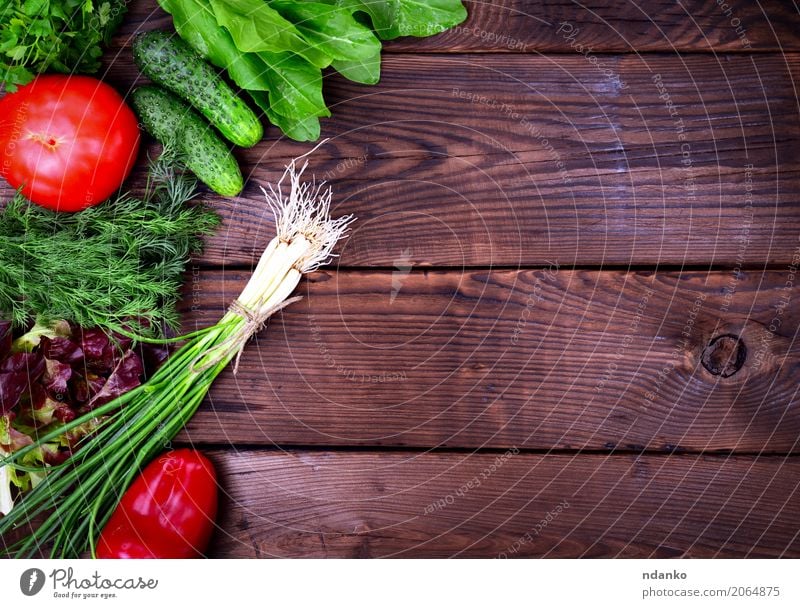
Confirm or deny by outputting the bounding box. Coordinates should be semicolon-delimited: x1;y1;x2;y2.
250;91;323;142
209;0;331;67
333;52;381;84
257;51;330;120
271;1;381;62
160;0;272;92
157;0;466;141
160;0;330;139
335;0;396;34
338;0;467;40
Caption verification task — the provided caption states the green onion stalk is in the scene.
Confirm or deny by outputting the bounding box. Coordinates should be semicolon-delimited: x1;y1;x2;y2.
0;146;354;558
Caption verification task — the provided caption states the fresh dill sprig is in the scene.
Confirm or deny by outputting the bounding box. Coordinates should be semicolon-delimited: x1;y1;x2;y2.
0;145;353;558
0;155;220;337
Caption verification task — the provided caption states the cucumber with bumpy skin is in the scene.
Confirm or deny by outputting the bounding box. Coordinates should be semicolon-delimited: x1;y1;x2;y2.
132;86;243;197
133;30;263;148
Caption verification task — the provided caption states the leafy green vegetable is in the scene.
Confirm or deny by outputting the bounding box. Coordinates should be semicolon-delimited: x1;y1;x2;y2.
0;155;219;336
209;0;330;67
332;52;381;85
0;415;45;517
160;0;267;88
0;148;354;558
257;50;330;119
341;0;468;39
260;96;322;141
0;318;170;517
158;0;326;137
157;0;467;141
0;0;127;91
271;1;381;62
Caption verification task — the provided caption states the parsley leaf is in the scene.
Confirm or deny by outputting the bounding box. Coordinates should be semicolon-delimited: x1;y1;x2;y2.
1;1;127;92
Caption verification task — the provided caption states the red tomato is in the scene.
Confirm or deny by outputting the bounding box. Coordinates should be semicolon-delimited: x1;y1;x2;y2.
96;449;218;559
0;75;140;212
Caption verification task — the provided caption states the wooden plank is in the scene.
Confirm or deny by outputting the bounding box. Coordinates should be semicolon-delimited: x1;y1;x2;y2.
5;18;799;269
208;450;800;557
58;52;796;268
178;268;800;451
118;0;800;53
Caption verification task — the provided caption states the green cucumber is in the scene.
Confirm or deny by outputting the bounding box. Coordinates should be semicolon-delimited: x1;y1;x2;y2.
131;86;243;197
133;30;263;148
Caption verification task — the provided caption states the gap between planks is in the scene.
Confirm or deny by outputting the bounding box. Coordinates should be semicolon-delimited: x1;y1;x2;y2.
171;442;800;458
191;263;800;273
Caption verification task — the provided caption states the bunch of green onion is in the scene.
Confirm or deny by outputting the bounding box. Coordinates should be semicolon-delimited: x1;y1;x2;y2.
0;147;354;557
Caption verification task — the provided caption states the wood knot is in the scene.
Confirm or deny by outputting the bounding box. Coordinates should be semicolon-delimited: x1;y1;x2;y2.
701;334;746;377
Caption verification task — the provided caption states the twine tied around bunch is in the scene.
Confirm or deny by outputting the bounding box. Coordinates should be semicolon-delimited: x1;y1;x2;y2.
190;295;303;375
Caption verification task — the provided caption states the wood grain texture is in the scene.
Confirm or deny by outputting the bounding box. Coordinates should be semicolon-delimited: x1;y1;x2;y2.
2;1;797;560
41;52;794;268
177;269;800;452
208;450;800;557
117;0;800;53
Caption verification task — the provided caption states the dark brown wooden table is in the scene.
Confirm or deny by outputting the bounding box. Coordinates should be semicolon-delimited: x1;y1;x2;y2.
12;0;800;557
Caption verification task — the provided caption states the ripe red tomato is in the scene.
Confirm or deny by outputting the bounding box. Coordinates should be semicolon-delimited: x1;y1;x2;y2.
0;75;140;212
95;449;218;559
